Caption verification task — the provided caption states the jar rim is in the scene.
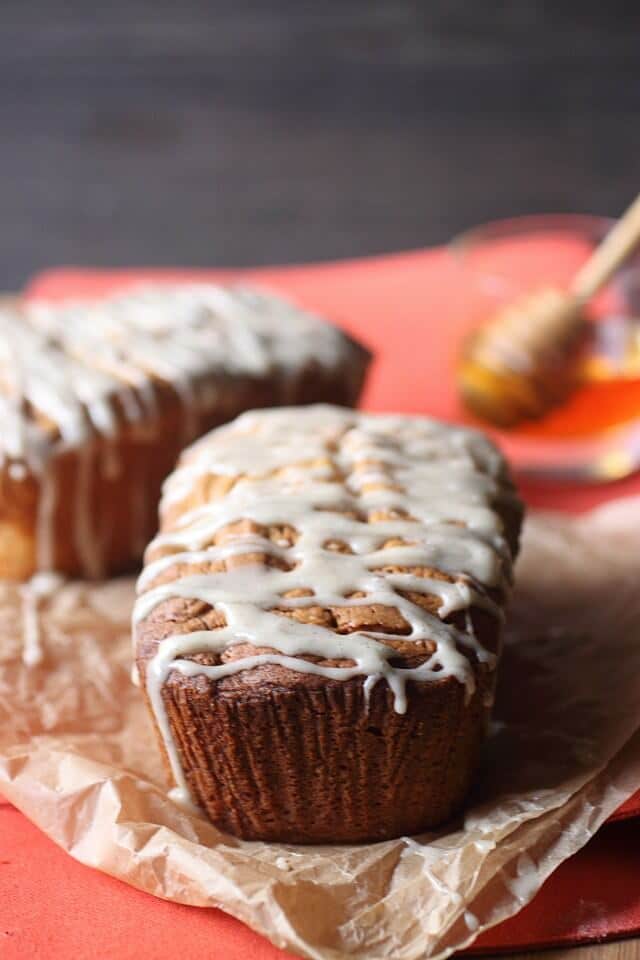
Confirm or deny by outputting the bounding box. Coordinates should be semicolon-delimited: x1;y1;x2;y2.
449;213;616;265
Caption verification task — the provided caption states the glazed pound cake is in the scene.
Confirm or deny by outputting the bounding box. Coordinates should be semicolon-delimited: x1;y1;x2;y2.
134;405;523;843
0;286;369;580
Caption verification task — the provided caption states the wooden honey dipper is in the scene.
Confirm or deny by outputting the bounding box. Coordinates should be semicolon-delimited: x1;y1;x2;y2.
458;194;640;428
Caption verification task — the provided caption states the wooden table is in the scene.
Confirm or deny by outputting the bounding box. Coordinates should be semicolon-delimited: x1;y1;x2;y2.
1;2;640;288
515;946;638;960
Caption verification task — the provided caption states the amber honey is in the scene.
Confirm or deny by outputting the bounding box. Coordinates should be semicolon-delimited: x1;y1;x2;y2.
517;377;640;440
452;216;640;477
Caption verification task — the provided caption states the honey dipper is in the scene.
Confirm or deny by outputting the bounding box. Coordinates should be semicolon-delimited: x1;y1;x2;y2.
458;193;640;428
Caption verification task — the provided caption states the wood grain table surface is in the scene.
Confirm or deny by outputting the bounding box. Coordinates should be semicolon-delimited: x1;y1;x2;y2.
1;1;640;289
511;944;639;960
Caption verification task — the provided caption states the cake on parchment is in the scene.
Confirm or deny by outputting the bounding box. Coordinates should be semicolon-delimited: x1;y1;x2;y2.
134;405;522;843
0;286;369;580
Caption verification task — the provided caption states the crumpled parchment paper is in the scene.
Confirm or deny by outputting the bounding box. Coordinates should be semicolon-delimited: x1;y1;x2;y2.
2;498;640;960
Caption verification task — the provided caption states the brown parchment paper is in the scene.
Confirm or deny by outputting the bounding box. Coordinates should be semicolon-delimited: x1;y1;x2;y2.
2;498;640;960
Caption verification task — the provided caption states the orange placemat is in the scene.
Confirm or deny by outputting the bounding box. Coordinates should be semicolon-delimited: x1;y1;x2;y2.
5;249;639;959
3;800;640;960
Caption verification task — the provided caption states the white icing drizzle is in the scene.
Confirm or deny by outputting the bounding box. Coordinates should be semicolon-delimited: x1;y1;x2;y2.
20;572;65;666
401;838;479;934
464;910;479;932
133;406;518;807
36;468;58;572
502;852;540;904
0;286;355;576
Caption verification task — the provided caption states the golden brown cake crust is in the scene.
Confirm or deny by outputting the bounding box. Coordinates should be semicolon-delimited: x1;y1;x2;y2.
0;288;369;580
135;406;523;842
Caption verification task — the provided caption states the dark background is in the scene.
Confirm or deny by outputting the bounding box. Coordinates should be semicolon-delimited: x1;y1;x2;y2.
2;1;640;288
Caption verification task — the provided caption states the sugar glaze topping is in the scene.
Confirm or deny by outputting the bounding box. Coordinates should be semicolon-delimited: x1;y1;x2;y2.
134;406;518;807
0;285;353;576
20;572;66;666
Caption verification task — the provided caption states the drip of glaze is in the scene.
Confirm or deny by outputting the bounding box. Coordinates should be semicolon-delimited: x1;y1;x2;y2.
401;837;464;906
20;572;65;666
503;852;540;904
464;910;479;932
1;285;350;578
36;469;58;572
402;837;480;935
134;406;518;808
8;462;28;481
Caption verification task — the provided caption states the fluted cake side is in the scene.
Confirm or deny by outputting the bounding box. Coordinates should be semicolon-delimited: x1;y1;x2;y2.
134;405;523;843
0;286;369;579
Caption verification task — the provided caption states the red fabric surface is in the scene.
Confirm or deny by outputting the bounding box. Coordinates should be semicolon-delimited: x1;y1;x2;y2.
28;254;640;515
7;251;640;956
2;800;640;960
469;818;640;954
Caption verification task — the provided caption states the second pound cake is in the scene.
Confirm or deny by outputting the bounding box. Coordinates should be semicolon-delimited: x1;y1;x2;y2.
134;405;523;843
0;286;368;580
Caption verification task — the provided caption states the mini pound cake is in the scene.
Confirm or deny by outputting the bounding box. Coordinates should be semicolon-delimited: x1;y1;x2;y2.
0;286;369;579
134;405;523;843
